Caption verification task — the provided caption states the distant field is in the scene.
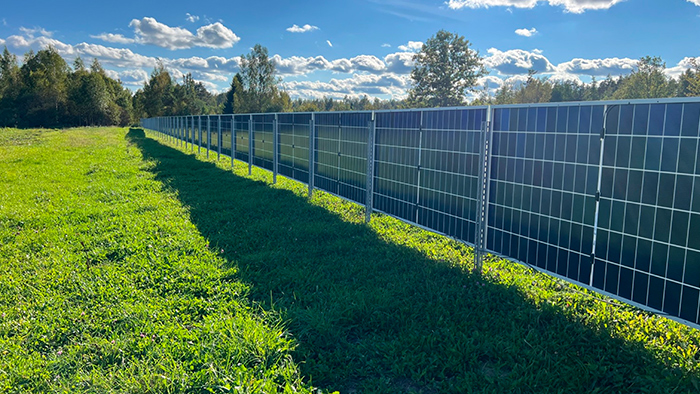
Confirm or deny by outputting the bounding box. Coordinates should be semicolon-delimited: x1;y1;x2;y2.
1;127;699;393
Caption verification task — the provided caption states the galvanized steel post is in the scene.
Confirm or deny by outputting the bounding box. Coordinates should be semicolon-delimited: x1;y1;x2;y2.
475;107;494;274
590;104;611;287
207;116;211;159
365;115;376;223
217;115;222;161
273;114;279;184
308;113;316;198
248;115;253;175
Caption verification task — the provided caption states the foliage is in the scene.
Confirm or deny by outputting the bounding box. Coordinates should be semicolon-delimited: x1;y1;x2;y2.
236;44;291;113
613;56;673;99
0;46;133;128
408;30;486;108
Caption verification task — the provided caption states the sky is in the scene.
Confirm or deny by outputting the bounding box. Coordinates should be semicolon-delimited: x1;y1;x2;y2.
1;0;699;101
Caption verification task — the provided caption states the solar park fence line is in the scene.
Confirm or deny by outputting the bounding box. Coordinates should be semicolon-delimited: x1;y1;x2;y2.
141;97;700;330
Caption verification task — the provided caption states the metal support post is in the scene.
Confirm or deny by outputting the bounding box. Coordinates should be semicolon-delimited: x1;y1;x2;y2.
365;117;376;223
475;107;494;274
198;116;202;155
308;114;316;198
590;104;612;287
248;115;253;175
231;115;235;168
218;115;222;161
207;116;211;159
273;114;279;184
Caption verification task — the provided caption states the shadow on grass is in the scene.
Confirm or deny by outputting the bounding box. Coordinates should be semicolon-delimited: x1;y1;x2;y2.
127;128;695;394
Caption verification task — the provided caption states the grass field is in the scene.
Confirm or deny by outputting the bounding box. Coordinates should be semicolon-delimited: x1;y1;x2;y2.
1;127;699;393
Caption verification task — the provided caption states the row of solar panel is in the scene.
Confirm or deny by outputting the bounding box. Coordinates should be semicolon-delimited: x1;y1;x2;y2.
143;99;700;328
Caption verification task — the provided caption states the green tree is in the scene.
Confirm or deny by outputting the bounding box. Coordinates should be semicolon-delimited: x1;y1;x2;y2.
140;61;175;117
17;46;70;128
0;47;21;126
513;70;553;103
613;56;671;99
677;59;700;97
238;44;289;113
223;73;243;114
407;30;485;108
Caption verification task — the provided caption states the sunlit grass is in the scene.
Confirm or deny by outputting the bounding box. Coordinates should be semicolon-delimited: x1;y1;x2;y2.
0;127;319;393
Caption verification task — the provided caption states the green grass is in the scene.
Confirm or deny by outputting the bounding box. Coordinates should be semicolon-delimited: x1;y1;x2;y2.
2;127;700;393
0;127;318;393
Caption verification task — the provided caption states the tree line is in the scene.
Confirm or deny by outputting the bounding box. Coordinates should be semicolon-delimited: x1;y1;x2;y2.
1;33;699;128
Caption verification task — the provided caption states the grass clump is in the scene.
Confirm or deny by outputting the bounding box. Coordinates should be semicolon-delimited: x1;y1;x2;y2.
0;128;320;393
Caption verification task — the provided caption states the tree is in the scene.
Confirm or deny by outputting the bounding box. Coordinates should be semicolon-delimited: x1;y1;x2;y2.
613;56;671;99
17;46;70;127
513;70;553;103
407;30;486;108
140;61;175;117
677;59;700;97
238;44;290;113
0;47;21;126
223;73;243;114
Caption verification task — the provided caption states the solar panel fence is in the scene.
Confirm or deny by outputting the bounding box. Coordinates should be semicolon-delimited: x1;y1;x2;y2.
142;96;700;329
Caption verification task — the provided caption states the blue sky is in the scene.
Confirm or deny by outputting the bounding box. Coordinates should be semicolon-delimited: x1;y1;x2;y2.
1;0;699;100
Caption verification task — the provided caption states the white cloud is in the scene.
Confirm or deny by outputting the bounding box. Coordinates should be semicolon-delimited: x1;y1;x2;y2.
2;19;7;26
195;23;240;48
687;0;700;6
485;48;555;75
186;13;199;23
349;55;386;72
446;0;625;13
515;28;537;37
0;38;4;47
381;43;391;48
666;56;700;78
556;57;636;76
282;73;409;100
129;17;240;50
19;26;52;38
91;33;136;44
398;41;423;52
384;52;415;74
118;69;149;85
326;40;333;47
286;24;319;33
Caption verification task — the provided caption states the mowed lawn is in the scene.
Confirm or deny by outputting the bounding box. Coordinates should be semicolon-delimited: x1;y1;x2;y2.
1;127;699;393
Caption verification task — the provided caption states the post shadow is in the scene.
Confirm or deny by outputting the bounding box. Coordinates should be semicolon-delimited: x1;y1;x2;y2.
126;128;696;394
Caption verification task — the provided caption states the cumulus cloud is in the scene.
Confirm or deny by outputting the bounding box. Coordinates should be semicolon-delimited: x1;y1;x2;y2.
281;73;410;100
129;17;240;50
185;13;199;23
326;40;333;47
556;57;636;76
91;33;136;44
384;52;415;74
515;28;537;37
381;43;392;48
484;48;555;75
286;24;319;33
0;38;4;47
118;69;149;85
19;26;52;38
398;41;423;51
687;0;700;6
446;0;625;13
